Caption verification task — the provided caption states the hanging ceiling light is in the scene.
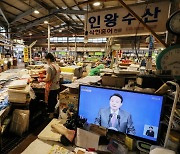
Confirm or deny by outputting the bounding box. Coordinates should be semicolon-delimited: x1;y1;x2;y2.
29;33;32;36
44;20;49;24
93;2;101;6
84;35;88;44
34;10;39;14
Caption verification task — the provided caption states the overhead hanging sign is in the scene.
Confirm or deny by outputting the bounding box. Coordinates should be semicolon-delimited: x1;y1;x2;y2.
23;47;29;62
86;1;170;38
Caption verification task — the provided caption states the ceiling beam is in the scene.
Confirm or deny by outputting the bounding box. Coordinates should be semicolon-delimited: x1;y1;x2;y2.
1;0;24;12
50;0;78;25
33;0;76;33
17;14;54;31
11;6;42;24
1;0;47;31
53;15;74;34
32;42;105;48
73;0;84;10
72;0;94;10
0;10;42;35
0;19;6;28
16;7;84;32
1;0;40;20
16;0;49;31
19;32;84;40
51;24;84;32
61;0;84;25
50;8;85;15
33;0;85;15
0;7;9;24
3;9;47;33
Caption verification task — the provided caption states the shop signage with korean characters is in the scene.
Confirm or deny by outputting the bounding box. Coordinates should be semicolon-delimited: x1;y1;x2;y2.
23;47;29;62
86;1;170;37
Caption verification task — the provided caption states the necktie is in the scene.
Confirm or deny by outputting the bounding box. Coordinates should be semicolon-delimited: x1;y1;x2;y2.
111;113;117;128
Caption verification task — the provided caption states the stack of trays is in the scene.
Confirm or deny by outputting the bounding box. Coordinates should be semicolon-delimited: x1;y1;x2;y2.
8;80;30;103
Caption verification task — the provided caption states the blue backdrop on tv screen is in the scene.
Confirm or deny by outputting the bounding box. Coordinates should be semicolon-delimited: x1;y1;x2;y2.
78;85;163;142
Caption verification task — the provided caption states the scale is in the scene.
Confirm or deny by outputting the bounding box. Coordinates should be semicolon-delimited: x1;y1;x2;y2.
156;10;180;78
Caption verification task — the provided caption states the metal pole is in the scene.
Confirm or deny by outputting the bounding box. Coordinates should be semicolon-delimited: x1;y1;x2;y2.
67;35;69;60
0;8;12;53
29;40;37;65
75;36;77;61
164;81;180;147
29;47;32;65
48;24;50;53
8;26;12;54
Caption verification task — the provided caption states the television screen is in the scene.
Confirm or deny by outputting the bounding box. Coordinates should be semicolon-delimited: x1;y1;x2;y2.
78;85;164;142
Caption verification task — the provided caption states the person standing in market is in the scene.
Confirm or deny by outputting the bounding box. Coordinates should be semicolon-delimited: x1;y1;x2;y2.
39;53;60;118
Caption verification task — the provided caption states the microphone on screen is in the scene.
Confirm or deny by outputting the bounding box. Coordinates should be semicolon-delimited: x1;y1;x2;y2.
117;115;120;127
108;114;113;126
95;117;101;125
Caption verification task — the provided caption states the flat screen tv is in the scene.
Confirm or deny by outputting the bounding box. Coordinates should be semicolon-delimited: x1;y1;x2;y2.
78;85;164;143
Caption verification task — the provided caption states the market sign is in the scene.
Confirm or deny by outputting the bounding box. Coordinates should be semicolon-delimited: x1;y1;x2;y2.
23;47;29;62
86;1;170;37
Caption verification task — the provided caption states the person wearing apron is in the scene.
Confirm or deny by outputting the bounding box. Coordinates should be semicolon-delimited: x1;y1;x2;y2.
39;53;60;118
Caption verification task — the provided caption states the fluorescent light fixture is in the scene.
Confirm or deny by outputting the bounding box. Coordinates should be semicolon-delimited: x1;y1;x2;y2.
34;10;39;14
44;20;49;24
93;2;101;6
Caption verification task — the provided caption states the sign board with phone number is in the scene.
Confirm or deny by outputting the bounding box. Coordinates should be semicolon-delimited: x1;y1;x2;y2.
86;1;170;38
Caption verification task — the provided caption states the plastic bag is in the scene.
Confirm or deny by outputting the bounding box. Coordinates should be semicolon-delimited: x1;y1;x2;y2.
10;109;30;136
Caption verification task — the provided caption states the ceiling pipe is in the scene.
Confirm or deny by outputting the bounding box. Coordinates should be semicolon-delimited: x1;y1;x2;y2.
14;33;84;40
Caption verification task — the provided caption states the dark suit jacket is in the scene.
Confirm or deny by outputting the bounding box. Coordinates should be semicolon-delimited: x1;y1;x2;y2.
95;108;135;135
146;130;154;137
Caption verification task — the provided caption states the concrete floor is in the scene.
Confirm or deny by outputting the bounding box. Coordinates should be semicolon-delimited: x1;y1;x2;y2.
17;59;25;69
8;120;50;154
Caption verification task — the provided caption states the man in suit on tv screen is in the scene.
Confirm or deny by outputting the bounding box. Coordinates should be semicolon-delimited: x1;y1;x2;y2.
95;93;135;135
146;126;155;137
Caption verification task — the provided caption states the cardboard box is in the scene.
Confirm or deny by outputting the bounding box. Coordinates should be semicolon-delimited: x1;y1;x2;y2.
102;75;125;88
69;87;79;94
73;66;83;78
61;66;83;79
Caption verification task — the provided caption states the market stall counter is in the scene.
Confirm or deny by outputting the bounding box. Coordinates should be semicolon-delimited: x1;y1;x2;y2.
22;118;139;154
